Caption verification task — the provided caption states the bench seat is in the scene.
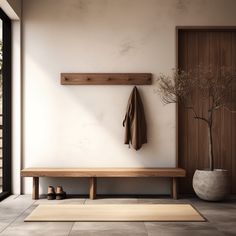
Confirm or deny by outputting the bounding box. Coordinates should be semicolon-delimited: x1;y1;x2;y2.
21;168;186;200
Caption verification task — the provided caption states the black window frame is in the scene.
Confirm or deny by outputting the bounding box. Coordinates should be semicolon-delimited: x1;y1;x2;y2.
0;8;12;201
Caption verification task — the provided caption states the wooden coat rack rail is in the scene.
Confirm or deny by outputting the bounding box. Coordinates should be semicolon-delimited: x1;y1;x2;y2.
61;73;152;85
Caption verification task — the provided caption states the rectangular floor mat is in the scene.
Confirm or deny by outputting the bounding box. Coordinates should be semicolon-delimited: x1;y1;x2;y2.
25;204;205;222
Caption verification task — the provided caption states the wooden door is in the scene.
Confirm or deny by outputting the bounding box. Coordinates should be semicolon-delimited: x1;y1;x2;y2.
178;29;236;194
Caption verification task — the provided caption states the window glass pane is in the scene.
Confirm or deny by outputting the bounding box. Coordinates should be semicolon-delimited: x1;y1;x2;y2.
0;10;11;199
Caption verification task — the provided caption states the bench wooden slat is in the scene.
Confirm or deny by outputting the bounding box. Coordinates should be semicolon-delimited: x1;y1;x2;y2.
21;168;186;178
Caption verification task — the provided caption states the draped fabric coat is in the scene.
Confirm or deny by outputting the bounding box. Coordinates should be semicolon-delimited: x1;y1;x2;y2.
123;86;147;150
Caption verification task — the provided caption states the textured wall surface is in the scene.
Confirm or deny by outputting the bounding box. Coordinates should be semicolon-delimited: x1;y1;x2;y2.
22;0;236;194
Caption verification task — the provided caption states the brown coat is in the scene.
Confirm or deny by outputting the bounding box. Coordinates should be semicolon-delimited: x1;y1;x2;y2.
123;86;147;150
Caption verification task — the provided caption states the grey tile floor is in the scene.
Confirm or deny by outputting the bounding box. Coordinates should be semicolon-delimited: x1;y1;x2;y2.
0;195;236;236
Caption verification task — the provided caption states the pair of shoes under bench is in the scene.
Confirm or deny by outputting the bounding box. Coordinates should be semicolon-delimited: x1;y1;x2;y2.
47;186;66;200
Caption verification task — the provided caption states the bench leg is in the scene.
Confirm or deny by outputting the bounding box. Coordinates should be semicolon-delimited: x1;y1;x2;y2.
89;177;97;200
172;177;178;200
32;177;39;200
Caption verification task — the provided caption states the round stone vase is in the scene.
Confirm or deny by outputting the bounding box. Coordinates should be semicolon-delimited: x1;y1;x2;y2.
193;169;230;201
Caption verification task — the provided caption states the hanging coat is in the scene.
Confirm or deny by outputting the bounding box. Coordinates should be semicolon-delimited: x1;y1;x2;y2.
123;86;147;150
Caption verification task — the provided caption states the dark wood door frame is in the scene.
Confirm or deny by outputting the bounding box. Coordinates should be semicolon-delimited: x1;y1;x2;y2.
175;26;236;65
176;26;236;194
175;26;236;167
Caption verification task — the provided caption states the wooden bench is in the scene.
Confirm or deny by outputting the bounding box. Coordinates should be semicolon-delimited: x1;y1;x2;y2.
21;168;186;200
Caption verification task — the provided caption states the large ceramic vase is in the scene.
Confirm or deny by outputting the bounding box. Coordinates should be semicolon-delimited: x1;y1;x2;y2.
192;169;230;201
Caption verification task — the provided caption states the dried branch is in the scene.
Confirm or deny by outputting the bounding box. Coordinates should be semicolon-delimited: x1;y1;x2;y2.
193;116;209;124
156;65;236;171
186;106;198;117
223;106;236;113
157;66;236;112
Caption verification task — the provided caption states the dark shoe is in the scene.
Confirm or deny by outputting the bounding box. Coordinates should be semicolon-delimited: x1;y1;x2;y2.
56;186;66;200
47;186;56;200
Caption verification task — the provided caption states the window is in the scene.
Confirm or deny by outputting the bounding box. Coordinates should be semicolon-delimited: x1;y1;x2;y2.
0;8;12;200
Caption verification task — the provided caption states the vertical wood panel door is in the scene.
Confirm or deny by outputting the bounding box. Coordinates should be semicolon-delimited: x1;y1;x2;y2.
178;29;236;194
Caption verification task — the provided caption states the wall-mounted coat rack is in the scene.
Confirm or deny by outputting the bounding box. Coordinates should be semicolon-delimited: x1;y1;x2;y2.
61;73;152;85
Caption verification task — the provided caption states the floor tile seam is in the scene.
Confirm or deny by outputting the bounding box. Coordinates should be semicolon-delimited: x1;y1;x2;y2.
67;222;75;236
216;228;236;235
0;199;36;234
13;195;21;200
143;221;150;236
0;195;16;204
70;197;85;231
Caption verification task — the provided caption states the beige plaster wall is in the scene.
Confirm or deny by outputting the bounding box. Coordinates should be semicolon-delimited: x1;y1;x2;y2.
22;0;236;194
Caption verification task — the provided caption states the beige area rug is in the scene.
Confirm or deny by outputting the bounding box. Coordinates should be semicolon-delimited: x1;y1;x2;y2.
25;204;205;222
